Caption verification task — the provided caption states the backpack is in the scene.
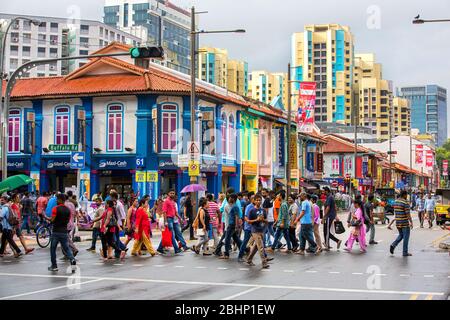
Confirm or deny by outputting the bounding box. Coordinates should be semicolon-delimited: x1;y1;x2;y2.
107;207;118;227
7;206;19;227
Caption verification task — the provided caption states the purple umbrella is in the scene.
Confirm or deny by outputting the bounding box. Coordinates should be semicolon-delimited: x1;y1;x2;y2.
180;184;207;193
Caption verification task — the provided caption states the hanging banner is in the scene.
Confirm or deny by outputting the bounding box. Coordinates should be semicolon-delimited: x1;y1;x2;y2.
443;160;448;176
426;150;433;168
289;133;298;170
296;82;317;132
415;145;423;164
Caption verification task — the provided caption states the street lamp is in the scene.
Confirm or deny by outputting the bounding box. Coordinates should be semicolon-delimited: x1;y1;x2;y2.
189;6;245;185
412;14;450;24
1;16;40;180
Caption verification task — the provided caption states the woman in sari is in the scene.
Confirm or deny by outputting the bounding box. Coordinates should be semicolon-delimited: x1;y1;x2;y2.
344;200;367;253
131;199;157;256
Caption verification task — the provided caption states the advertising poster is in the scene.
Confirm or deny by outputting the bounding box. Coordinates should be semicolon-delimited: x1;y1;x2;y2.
296;82;316;131
426;150;433;167
415;144;423;164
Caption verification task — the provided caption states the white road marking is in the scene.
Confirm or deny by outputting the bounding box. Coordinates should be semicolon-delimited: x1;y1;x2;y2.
376;240;384;243
352;273;364;275
0;272;444;297
0;279;103;300
3;261;12;263
77;262;85;265
217;267;228;270
239;268;249;271
133;264;144;267
329;271;340;274
306;270;318;273
261;269;271;272
154;265;165;268
174;266;185;268
424;275;434;278
94;263;103;265
283;270;294;273
195;266;207;269
221;287;262;300
113;264;123;266
376;274;387;277
400;274;411;277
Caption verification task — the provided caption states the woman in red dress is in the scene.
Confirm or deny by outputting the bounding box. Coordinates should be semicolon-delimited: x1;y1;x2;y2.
131;198;157;256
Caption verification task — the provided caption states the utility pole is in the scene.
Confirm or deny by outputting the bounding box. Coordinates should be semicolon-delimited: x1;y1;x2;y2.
353;90;358;198
190;6;197;185
286;63;292;196
389;106;393;187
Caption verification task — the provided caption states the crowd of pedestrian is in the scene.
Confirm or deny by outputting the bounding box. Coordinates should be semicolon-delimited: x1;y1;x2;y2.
0;185;444;272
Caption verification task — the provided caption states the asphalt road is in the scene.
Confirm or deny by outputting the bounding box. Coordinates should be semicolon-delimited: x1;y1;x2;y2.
0;212;448;300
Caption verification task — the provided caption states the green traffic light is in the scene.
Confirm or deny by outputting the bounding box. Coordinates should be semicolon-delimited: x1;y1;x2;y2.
130;48;140;58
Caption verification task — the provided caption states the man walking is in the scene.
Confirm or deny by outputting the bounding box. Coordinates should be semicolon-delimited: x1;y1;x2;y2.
157;189;182;255
47;194;76;272
246;194;269;269
416;193;425;228
295;193;318;255
424;193;436;229
238;194;255;262
365;194;378;245
390;190;413;257
20;192;34;235
322;187;342;251
220;194;242;259
267;191;292;254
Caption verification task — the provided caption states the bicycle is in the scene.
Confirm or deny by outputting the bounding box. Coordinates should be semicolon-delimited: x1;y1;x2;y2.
35;218;52;248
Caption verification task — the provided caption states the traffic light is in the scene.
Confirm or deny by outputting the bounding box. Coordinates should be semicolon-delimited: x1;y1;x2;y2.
129;46;164;59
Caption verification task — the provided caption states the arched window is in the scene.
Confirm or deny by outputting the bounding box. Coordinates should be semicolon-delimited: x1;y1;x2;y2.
161;104;178;151
221;113;227;156
228;114;234;158
55;106;70;145
260;125;267;165
107;104;124;152
246;121;251;161
8;109;21;153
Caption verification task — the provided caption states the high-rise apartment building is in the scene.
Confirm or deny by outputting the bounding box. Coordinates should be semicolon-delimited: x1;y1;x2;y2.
399;85;447;146
227;59;248;96
248;71;288;108
0;13;140;77
197;47;248;96
291;24;354;123
393;97;411;136
353;53;394;141
104;0;192;74
198;47;228;88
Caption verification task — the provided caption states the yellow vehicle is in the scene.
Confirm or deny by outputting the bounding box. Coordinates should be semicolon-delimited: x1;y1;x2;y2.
434;189;450;225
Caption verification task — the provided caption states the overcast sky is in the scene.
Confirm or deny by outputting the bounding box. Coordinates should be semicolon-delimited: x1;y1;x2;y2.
2;0;450;130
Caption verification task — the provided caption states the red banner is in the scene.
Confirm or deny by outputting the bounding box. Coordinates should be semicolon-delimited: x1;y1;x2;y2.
443;160;448;176
296;82;316;131
426;150;433;167
415;145;423;164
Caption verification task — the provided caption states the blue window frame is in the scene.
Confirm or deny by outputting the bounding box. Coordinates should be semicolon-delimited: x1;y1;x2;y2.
160;104;178;152
54;106;70;145
8;109;21;153
106;103;124;152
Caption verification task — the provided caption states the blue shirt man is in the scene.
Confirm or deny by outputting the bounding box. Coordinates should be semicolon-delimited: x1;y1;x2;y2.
45;195;58;218
220;197;243;220
300;199;313;224
244;203;255;232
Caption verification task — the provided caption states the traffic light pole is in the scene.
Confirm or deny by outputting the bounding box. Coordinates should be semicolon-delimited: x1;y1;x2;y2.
1;51;140;180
